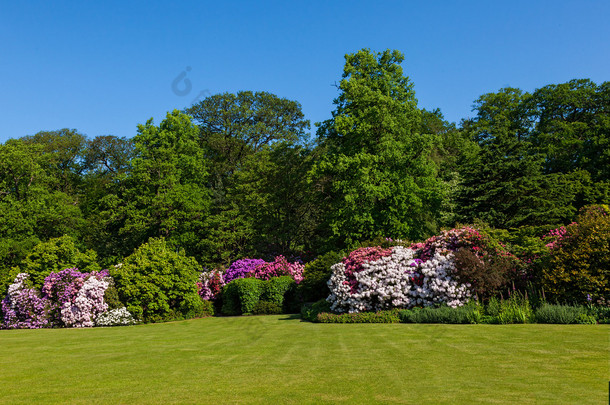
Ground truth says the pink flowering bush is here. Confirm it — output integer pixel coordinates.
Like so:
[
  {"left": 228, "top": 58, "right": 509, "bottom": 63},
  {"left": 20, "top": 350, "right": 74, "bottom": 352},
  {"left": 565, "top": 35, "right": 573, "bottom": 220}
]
[
  {"left": 250, "top": 256, "right": 304, "bottom": 283},
  {"left": 1, "top": 273, "right": 50, "bottom": 329}
]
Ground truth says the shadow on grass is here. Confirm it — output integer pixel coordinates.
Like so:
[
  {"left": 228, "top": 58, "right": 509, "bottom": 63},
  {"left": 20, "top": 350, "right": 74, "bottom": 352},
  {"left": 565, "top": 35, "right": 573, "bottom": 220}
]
[{"left": 278, "top": 314, "right": 301, "bottom": 321}]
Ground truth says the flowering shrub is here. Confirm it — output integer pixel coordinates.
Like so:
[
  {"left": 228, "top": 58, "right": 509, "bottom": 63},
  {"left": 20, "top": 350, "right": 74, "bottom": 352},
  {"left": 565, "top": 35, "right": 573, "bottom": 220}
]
[
  {"left": 1, "top": 273, "right": 50, "bottom": 329},
  {"left": 41, "top": 268, "right": 110, "bottom": 327},
  {"left": 95, "top": 307, "right": 138, "bottom": 327},
  {"left": 224, "top": 259, "right": 266, "bottom": 284},
  {"left": 327, "top": 246, "right": 471, "bottom": 313},
  {"left": 60, "top": 276, "right": 109, "bottom": 328},
  {"left": 250, "top": 256, "right": 304, "bottom": 283},
  {"left": 197, "top": 269, "right": 225, "bottom": 300}
]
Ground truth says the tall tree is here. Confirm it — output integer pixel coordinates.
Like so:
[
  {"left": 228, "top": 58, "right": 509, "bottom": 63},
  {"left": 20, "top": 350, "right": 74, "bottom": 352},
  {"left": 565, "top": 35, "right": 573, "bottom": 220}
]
[
  {"left": 311, "top": 49, "right": 444, "bottom": 249},
  {"left": 457, "top": 88, "right": 588, "bottom": 228}
]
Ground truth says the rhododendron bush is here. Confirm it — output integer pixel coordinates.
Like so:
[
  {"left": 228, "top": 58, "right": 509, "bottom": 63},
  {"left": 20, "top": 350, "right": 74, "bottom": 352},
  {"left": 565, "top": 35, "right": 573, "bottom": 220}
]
[
  {"left": 197, "top": 256, "right": 304, "bottom": 301},
  {"left": 326, "top": 226, "right": 521, "bottom": 313},
  {"left": 2, "top": 269, "right": 137, "bottom": 329}
]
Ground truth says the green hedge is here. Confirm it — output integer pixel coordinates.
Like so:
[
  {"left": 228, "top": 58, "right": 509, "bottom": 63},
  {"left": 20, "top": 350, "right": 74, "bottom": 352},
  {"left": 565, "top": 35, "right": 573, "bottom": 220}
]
[
  {"left": 534, "top": 304, "right": 596, "bottom": 324},
  {"left": 316, "top": 309, "right": 400, "bottom": 323},
  {"left": 221, "top": 276, "right": 297, "bottom": 316},
  {"left": 398, "top": 305, "right": 481, "bottom": 324}
]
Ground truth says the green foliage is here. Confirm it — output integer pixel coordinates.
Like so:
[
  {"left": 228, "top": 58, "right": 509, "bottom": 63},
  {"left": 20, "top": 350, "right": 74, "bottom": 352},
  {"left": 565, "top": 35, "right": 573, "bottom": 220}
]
[
  {"left": 299, "top": 250, "right": 344, "bottom": 302},
  {"left": 540, "top": 205, "right": 610, "bottom": 305},
  {"left": 311, "top": 48, "right": 443, "bottom": 250},
  {"left": 251, "top": 301, "right": 282, "bottom": 315},
  {"left": 110, "top": 237, "right": 204, "bottom": 323},
  {"left": 17, "top": 235, "right": 100, "bottom": 288},
  {"left": 398, "top": 304, "right": 482, "bottom": 324},
  {"left": 300, "top": 299, "right": 332, "bottom": 322},
  {"left": 485, "top": 293, "right": 533, "bottom": 324},
  {"left": 221, "top": 276, "right": 297, "bottom": 316},
  {"left": 587, "top": 305, "right": 610, "bottom": 324},
  {"left": 316, "top": 309, "right": 400, "bottom": 323},
  {"left": 261, "top": 276, "right": 296, "bottom": 309},
  {"left": 534, "top": 304, "right": 593, "bottom": 324},
  {"left": 221, "top": 277, "right": 264, "bottom": 316}
]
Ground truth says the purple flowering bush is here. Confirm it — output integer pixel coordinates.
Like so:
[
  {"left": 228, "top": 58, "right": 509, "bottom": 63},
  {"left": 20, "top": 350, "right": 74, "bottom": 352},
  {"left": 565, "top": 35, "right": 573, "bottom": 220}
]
[
  {"left": 224, "top": 259, "right": 266, "bottom": 284},
  {"left": 1, "top": 273, "right": 50, "bottom": 329}
]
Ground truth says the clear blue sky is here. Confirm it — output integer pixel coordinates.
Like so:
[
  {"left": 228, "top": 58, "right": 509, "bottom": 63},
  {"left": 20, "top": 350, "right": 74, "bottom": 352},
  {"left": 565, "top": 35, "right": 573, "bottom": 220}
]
[{"left": 1, "top": 0, "right": 608, "bottom": 143}]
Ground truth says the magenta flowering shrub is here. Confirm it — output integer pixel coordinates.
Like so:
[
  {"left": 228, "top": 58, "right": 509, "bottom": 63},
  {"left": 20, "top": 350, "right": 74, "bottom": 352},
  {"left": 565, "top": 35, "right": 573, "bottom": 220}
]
[
  {"left": 1, "top": 273, "right": 50, "bottom": 329},
  {"left": 224, "top": 259, "right": 266, "bottom": 284},
  {"left": 250, "top": 256, "right": 304, "bottom": 283}
]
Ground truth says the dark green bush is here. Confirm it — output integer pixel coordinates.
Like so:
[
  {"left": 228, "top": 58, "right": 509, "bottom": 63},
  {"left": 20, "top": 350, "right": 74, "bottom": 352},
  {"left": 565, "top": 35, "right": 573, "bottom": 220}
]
[
  {"left": 199, "top": 299, "right": 215, "bottom": 317},
  {"left": 110, "top": 237, "right": 204, "bottom": 323},
  {"left": 588, "top": 306, "right": 610, "bottom": 324},
  {"left": 301, "top": 299, "right": 332, "bottom": 322},
  {"left": 251, "top": 301, "right": 282, "bottom": 315},
  {"left": 221, "top": 277, "right": 264, "bottom": 315},
  {"left": 398, "top": 304, "right": 481, "bottom": 324},
  {"left": 316, "top": 309, "right": 400, "bottom": 323},
  {"left": 534, "top": 304, "right": 594, "bottom": 324},
  {"left": 299, "top": 251, "right": 344, "bottom": 303},
  {"left": 262, "top": 276, "right": 296, "bottom": 307}
]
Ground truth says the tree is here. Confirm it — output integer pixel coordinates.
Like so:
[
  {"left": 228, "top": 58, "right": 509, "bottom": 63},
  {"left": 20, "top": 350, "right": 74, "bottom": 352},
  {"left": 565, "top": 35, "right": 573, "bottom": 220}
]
[
  {"left": 94, "top": 111, "right": 210, "bottom": 260},
  {"left": 311, "top": 49, "right": 444, "bottom": 249},
  {"left": 457, "top": 83, "right": 606, "bottom": 228},
  {"left": 186, "top": 91, "right": 311, "bottom": 265}
]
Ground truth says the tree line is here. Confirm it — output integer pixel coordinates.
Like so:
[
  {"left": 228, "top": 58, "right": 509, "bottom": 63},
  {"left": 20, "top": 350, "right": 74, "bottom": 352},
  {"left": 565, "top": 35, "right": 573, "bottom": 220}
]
[{"left": 1, "top": 48, "right": 608, "bottom": 281}]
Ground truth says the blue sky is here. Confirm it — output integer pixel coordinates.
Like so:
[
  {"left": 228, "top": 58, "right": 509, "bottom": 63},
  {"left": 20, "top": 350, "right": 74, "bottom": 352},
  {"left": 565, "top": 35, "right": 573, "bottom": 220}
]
[{"left": 1, "top": 1, "right": 608, "bottom": 143}]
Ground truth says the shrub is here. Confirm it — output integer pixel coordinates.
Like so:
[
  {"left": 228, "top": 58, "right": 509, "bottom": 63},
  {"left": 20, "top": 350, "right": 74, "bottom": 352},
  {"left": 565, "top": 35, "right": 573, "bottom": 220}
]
[
  {"left": 261, "top": 276, "right": 296, "bottom": 307},
  {"left": 1, "top": 273, "right": 50, "bottom": 329},
  {"left": 197, "top": 268, "right": 225, "bottom": 300},
  {"left": 224, "top": 259, "right": 265, "bottom": 284},
  {"left": 316, "top": 309, "right": 400, "bottom": 323},
  {"left": 490, "top": 293, "right": 533, "bottom": 324},
  {"left": 111, "top": 237, "right": 204, "bottom": 323},
  {"left": 398, "top": 304, "right": 481, "bottom": 324},
  {"left": 16, "top": 235, "right": 100, "bottom": 289},
  {"left": 534, "top": 304, "right": 593, "bottom": 324},
  {"left": 251, "top": 301, "right": 282, "bottom": 315},
  {"left": 299, "top": 250, "right": 344, "bottom": 303},
  {"left": 301, "top": 299, "right": 332, "bottom": 322},
  {"left": 327, "top": 246, "right": 471, "bottom": 313},
  {"left": 453, "top": 248, "right": 513, "bottom": 300},
  {"left": 221, "top": 277, "right": 264, "bottom": 315},
  {"left": 250, "top": 256, "right": 304, "bottom": 283},
  {"left": 588, "top": 306, "right": 610, "bottom": 324},
  {"left": 95, "top": 307, "right": 138, "bottom": 327},
  {"left": 540, "top": 205, "right": 610, "bottom": 305}
]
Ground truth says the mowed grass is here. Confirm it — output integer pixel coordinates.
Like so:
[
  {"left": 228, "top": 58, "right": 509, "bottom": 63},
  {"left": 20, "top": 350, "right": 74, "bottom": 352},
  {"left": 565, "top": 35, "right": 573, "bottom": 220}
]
[{"left": 0, "top": 316, "right": 607, "bottom": 404}]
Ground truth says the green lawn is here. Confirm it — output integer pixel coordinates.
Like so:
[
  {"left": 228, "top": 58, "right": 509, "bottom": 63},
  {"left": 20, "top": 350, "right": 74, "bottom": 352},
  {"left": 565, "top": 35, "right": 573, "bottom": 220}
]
[{"left": 0, "top": 315, "right": 607, "bottom": 404}]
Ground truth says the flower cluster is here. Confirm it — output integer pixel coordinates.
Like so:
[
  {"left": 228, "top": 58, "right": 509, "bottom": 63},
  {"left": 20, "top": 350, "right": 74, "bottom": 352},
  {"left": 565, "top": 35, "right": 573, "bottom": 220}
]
[
  {"left": 249, "top": 256, "right": 304, "bottom": 283},
  {"left": 197, "top": 269, "right": 225, "bottom": 300},
  {"left": 542, "top": 223, "right": 576, "bottom": 250},
  {"left": 224, "top": 259, "right": 266, "bottom": 284},
  {"left": 95, "top": 307, "right": 138, "bottom": 327},
  {"left": 42, "top": 268, "right": 110, "bottom": 327},
  {"left": 1, "top": 273, "right": 50, "bottom": 329},
  {"left": 327, "top": 246, "right": 471, "bottom": 313},
  {"left": 60, "top": 276, "right": 109, "bottom": 328}
]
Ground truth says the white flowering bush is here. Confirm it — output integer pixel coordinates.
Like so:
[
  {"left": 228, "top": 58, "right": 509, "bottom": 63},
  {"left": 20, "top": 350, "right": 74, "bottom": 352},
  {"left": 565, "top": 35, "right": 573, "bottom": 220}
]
[
  {"left": 327, "top": 246, "right": 471, "bottom": 313},
  {"left": 95, "top": 307, "right": 138, "bottom": 327},
  {"left": 60, "top": 276, "right": 109, "bottom": 328}
]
